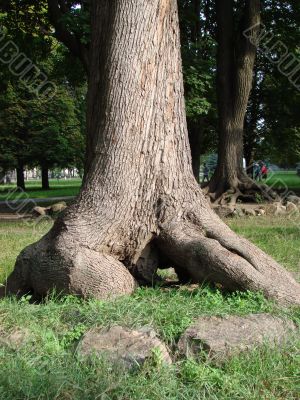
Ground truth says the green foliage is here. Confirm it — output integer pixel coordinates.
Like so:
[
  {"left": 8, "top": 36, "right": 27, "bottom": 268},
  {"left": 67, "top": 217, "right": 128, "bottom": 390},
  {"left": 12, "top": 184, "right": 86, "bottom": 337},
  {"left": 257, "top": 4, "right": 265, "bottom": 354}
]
[
  {"left": 0, "top": 82, "right": 30, "bottom": 172},
  {"left": 179, "top": 0, "right": 218, "bottom": 155},
  {"left": 184, "top": 66, "right": 212, "bottom": 118}
]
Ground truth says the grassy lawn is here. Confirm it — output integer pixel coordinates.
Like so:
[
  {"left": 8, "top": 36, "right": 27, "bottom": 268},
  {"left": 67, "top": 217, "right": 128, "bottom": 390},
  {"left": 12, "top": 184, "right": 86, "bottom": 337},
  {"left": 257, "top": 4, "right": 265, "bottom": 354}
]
[
  {"left": 0, "top": 216, "right": 299, "bottom": 400},
  {"left": 0, "top": 179, "right": 82, "bottom": 201},
  {"left": 266, "top": 171, "right": 300, "bottom": 191},
  {"left": 1, "top": 172, "right": 300, "bottom": 202}
]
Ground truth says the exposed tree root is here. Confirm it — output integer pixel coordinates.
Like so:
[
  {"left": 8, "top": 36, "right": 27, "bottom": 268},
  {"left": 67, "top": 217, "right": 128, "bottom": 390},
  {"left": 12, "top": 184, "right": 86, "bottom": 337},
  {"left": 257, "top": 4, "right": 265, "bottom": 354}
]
[
  {"left": 203, "top": 177, "right": 279, "bottom": 205},
  {"left": 157, "top": 208, "right": 300, "bottom": 306},
  {"left": 2, "top": 199, "right": 300, "bottom": 307},
  {"left": 3, "top": 230, "right": 137, "bottom": 300}
]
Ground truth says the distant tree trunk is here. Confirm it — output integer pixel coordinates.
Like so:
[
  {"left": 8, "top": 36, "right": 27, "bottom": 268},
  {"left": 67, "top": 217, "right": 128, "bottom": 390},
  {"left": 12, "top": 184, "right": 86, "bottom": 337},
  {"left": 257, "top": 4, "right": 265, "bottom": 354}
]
[
  {"left": 16, "top": 162, "right": 25, "bottom": 191},
  {"left": 244, "top": 66, "right": 261, "bottom": 173},
  {"left": 206, "top": 0, "right": 264, "bottom": 202},
  {"left": 41, "top": 166, "right": 50, "bottom": 190},
  {"left": 188, "top": 121, "right": 202, "bottom": 182},
  {"left": 0, "top": 170, "right": 5, "bottom": 185},
  {"left": 2, "top": 0, "right": 299, "bottom": 306}
]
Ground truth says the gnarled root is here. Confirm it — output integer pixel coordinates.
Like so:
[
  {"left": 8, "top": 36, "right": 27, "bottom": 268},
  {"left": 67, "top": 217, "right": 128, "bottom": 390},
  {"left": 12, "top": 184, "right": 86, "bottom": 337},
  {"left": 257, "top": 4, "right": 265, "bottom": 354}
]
[
  {"left": 158, "top": 210, "right": 300, "bottom": 306},
  {"left": 203, "top": 176, "right": 279, "bottom": 205},
  {"left": 3, "top": 231, "right": 136, "bottom": 300}
]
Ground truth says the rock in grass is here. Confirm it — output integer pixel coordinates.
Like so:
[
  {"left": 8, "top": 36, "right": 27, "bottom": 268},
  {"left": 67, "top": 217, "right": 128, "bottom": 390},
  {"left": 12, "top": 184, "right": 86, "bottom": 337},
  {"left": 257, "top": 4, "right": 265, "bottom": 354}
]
[
  {"left": 265, "top": 203, "right": 286, "bottom": 216},
  {"left": 214, "top": 206, "right": 235, "bottom": 218},
  {"left": 32, "top": 206, "right": 47, "bottom": 217},
  {"left": 49, "top": 202, "right": 67, "bottom": 214},
  {"left": 287, "top": 195, "right": 300, "bottom": 205},
  {"left": 77, "top": 326, "right": 172, "bottom": 368},
  {"left": 286, "top": 201, "right": 299, "bottom": 214},
  {"left": 242, "top": 208, "right": 256, "bottom": 217},
  {"left": 178, "top": 314, "right": 297, "bottom": 361},
  {"left": 0, "top": 327, "right": 31, "bottom": 349}
]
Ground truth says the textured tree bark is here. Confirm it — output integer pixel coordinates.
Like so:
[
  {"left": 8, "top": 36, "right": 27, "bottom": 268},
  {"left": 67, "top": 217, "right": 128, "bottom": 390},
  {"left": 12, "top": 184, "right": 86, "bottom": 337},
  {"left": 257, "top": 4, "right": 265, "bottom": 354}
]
[
  {"left": 205, "top": 0, "right": 264, "bottom": 202},
  {"left": 41, "top": 166, "right": 50, "bottom": 190},
  {"left": 2, "top": 0, "right": 300, "bottom": 306}
]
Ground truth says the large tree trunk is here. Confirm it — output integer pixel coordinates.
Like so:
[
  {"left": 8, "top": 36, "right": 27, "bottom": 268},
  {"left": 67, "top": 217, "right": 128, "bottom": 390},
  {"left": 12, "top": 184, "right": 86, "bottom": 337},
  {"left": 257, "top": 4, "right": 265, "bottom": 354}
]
[
  {"left": 41, "top": 166, "right": 50, "bottom": 190},
  {"left": 2, "top": 0, "right": 299, "bottom": 306},
  {"left": 16, "top": 162, "right": 25, "bottom": 191},
  {"left": 206, "top": 0, "right": 263, "bottom": 202}
]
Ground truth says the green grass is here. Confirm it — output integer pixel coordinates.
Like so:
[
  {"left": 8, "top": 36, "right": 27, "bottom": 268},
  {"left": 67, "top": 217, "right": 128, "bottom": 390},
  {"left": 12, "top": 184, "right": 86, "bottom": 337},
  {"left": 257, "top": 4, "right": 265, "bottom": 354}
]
[
  {"left": 0, "top": 179, "right": 82, "bottom": 201},
  {"left": 0, "top": 216, "right": 299, "bottom": 399},
  {"left": 227, "top": 216, "right": 300, "bottom": 274},
  {"left": 0, "top": 221, "right": 51, "bottom": 283},
  {"left": 1, "top": 171, "right": 299, "bottom": 202},
  {"left": 266, "top": 171, "right": 300, "bottom": 191}
]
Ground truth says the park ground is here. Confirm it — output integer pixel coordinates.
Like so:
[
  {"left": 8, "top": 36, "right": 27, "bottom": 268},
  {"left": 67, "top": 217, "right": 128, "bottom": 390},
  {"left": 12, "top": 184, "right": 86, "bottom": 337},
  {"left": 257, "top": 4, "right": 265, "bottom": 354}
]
[
  {"left": 0, "top": 171, "right": 300, "bottom": 202},
  {"left": 0, "top": 215, "right": 299, "bottom": 399}
]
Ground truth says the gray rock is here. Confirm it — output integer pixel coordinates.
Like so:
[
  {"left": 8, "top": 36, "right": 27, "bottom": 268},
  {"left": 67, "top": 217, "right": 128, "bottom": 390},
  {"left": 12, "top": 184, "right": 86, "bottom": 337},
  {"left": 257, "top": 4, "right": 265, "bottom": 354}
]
[
  {"left": 214, "top": 206, "right": 235, "bottom": 218},
  {"left": 232, "top": 208, "right": 245, "bottom": 218},
  {"left": 256, "top": 207, "right": 266, "bottom": 216},
  {"left": 242, "top": 208, "right": 256, "bottom": 217},
  {"left": 32, "top": 206, "right": 47, "bottom": 217},
  {"left": 287, "top": 195, "right": 300, "bottom": 205},
  {"left": 178, "top": 314, "right": 296, "bottom": 361},
  {"left": 266, "top": 203, "right": 286, "bottom": 216},
  {"left": 286, "top": 201, "right": 299, "bottom": 214},
  {"left": 77, "top": 326, "right": 172, "bottom": 368},
  {"left": 0, "top": 327, "right": 31, "bottom": 349},
  {"left": 50, "top": 202, "right": 67, "bottom": 214}
]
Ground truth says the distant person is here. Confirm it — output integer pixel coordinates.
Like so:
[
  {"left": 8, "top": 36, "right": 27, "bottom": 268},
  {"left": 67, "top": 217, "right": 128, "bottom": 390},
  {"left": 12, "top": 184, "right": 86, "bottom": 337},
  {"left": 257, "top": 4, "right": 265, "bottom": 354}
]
[
  {"left": 261, "top": 163, "right": 268, "bottom": 180},
  {"left": 253, "top": 162, "right": 260, "bottom": 180},
  {"left": 202, "top": 163, "right": 210, "bottom": 183}
]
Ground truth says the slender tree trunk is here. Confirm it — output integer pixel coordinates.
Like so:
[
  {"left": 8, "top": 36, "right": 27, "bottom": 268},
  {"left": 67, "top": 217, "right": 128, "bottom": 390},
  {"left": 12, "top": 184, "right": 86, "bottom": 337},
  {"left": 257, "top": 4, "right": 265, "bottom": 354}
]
[
  {"left": 2, "top": 0, "right": 299, "bottom": 306},
  {"left": 41, "top": 166, "right": 50, "bottom": 190},
  {"left": 16, "top": 162, "right": 25, "bottom": 191},
  {"left": 206, "top": 0, "right": 262, "bottom": 202},
  {"left": 244, "top": 66, "right": 261, "bottom": 171},
  {"left": 0, "top": 170, "right": 5, "bottom": 185},
  {"left": 188, "top": 121, "right": 202, "bottom": 182},
  {"left": 187, "top": 0, "right": 201, "bottom": 182}
]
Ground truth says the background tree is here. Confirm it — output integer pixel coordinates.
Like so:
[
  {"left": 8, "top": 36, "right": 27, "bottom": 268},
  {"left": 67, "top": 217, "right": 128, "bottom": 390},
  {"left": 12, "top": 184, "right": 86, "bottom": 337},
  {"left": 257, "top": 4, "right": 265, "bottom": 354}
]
[
  {"left": 244, "top": 0, "right": 300, "bottom": 168},
  {"left": 205, "top": 0, "right": 262, "bottom": 202},
  {"left": 0, "top": 83, "right": 29, "bottom": 189},
  {"left": 0, "top": 9, "right": 86, "bottom": 188},
  {"left": 28, "top": 86, "right": 84, "bottom": 189},
  {"left": 179, "top": 0, "right": 217, "bottom": 181}
]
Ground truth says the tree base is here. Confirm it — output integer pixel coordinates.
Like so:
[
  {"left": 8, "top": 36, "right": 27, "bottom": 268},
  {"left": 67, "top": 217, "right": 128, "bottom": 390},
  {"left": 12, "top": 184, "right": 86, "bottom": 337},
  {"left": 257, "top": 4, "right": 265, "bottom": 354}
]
[
  {"left": 2, "top": 200, "right": 300, "bottom": 307},
  {"left": 203, "top": 174, "right": 279, "bottom": 205}
]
